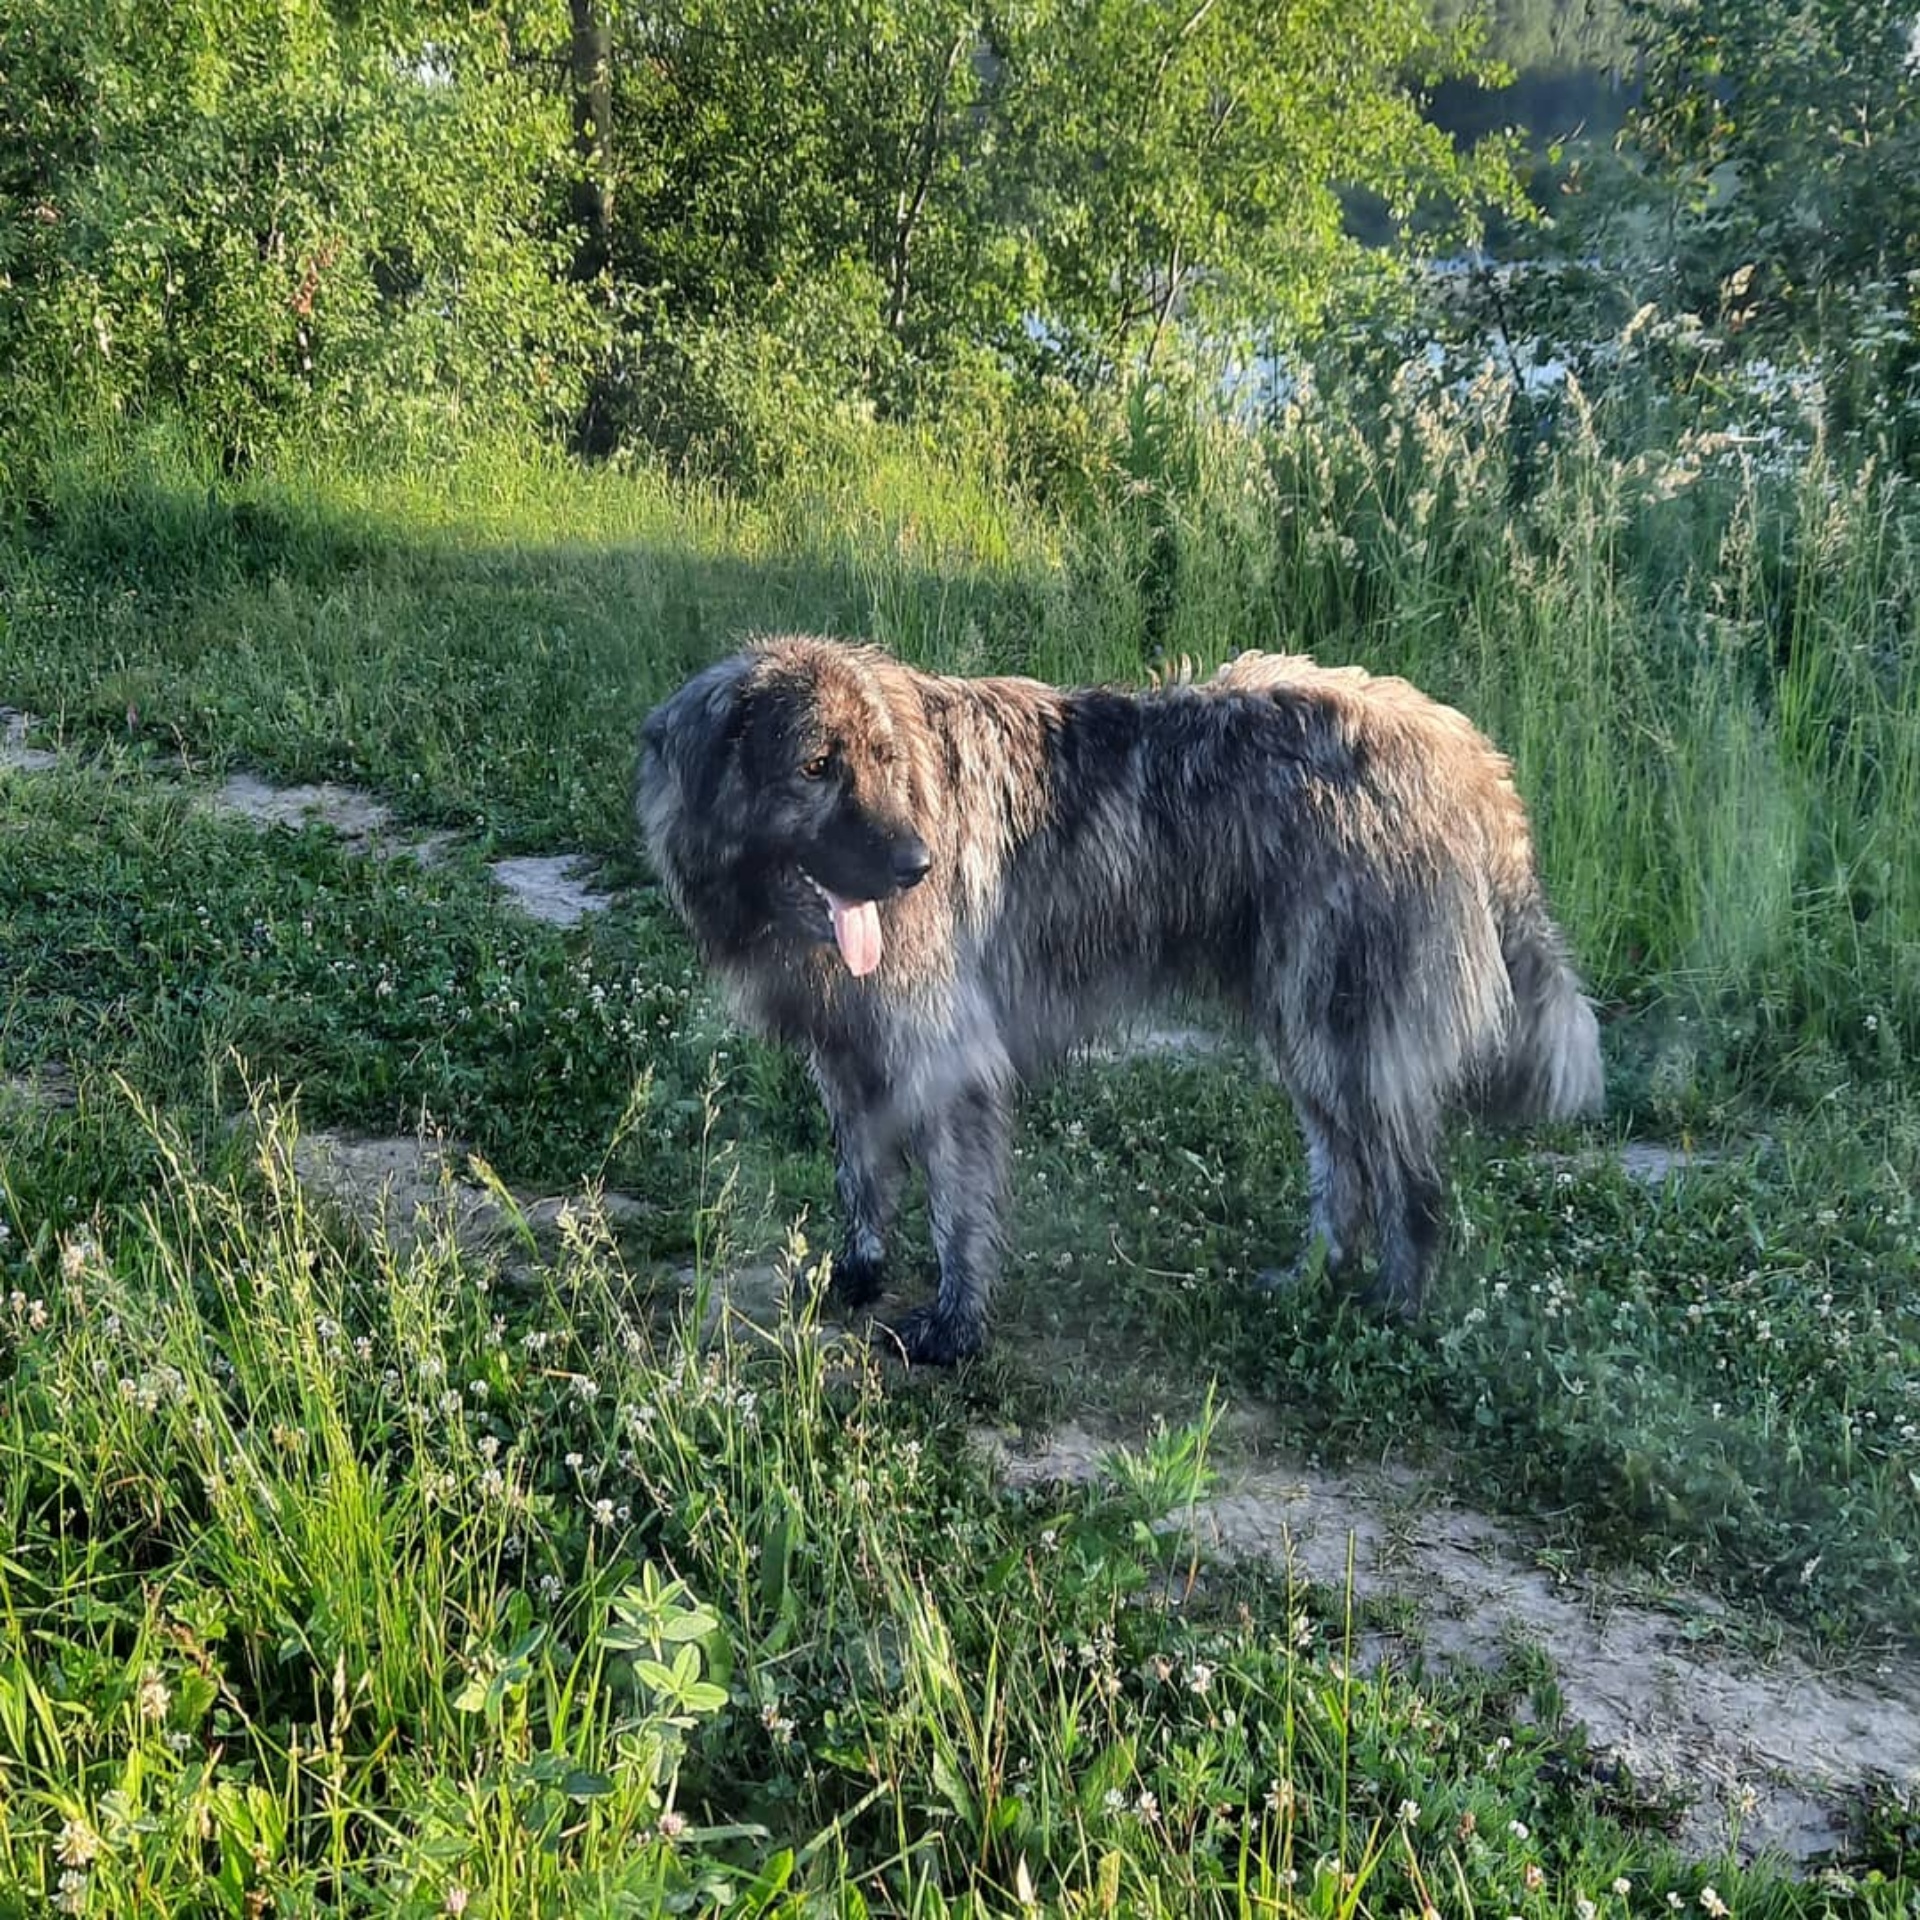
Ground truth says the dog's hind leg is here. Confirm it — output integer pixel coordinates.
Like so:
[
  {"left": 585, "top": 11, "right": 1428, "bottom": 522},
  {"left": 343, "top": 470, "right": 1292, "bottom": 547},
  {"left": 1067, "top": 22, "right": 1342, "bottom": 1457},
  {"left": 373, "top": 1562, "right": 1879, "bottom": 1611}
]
[
  {"left": 813, "top": 1059, "right": 907, "bottom": 1308},
  {"left": 1360, "top": 1131, "right": 1446, "bottom": 1318},
  {"left": 1255, "top": 1094, "right": 1367, "bottom": 1290},
  {"left": 1303, "top": 1099, "right": 1369, "bottom": 1275},
  {"left": 891, "top": 1080, "right": 1010, "bottom": 1365}
]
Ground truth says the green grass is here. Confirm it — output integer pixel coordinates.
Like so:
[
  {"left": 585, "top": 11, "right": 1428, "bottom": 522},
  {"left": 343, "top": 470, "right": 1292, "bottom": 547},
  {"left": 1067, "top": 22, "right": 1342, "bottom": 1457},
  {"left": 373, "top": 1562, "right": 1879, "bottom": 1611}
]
[
  {"left": 3, "top": 390, "right": 1919, "bottom": 1910},
  {"left": 0, "top": 1101, "right": 1900, "bottom": 1916}
]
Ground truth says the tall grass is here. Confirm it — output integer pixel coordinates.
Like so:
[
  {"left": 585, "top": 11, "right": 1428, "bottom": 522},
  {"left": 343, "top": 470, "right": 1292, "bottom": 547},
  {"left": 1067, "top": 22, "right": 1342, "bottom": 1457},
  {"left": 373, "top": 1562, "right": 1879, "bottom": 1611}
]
[
  {"left": 4, "top": 382, "right": 1920, "bottom": 1906},
  {"left": 0, "top": 1096, "right": 1850, "bottom": 1914}
]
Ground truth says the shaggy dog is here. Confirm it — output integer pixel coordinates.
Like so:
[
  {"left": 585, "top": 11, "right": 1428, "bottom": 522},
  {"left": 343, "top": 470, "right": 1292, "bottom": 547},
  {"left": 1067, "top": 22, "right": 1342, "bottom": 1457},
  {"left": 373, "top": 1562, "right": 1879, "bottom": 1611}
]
[{"left": 636, "top": 636, "right": 1602, "bottom": 1363}]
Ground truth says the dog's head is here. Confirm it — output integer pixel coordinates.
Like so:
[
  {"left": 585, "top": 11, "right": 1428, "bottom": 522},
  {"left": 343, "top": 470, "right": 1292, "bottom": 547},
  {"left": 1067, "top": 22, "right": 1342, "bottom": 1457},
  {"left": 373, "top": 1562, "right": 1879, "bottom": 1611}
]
[{"left": 637, "top": 640, "right": 931, "bottom": 976}]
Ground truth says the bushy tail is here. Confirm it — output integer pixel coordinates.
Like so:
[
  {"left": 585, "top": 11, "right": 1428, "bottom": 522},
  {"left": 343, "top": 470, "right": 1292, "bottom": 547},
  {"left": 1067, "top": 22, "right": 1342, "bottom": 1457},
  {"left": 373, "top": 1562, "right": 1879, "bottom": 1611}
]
[{"left": 1485, "top": 896, "right": 1605, "bottom": 1124}]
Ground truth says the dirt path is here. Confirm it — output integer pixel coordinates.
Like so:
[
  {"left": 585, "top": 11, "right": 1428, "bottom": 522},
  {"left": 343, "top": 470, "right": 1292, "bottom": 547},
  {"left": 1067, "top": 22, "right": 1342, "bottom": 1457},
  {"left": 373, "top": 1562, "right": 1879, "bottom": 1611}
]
[{"left": 980, "top": 1421, "right": 1920, "bottom": 1865}]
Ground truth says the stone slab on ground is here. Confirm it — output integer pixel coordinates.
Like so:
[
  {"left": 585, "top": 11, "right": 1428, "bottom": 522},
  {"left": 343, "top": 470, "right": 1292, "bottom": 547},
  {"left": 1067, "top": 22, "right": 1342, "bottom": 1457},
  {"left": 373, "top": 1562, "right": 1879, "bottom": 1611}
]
[
  {"left": 203, "top": 772, "right": 456, "bottom": 864},
  {"left": 488, "top": 854, "right": 609, "bottom": 927},
  {"left": 1, "top": 707, "right": 60, "bottom": 773},
  {"left": 287, "top": 1129, "right": 646, "bottom": 1261}
]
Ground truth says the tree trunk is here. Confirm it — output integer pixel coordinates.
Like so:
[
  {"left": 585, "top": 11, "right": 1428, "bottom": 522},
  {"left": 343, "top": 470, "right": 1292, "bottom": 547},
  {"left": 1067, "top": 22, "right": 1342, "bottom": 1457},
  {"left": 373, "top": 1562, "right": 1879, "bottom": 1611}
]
[
  {"left": 885, "top": 34, "right": 967, "bottom": 341},
  {"left": 569, "top": 0, "right": 614, "bottom": 283}
]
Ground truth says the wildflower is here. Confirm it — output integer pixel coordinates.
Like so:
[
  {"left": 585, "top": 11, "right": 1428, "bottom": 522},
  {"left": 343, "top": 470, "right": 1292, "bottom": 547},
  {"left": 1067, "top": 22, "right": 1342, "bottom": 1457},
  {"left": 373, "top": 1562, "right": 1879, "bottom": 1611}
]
[
  {"left": 590, "top": 1497, "right": 616, "bottom": 1527},
  {"left": 55, "top": 1819, "right": 101, "bottom": 1868},
  {"left": 445, "top": 1888, "right": 470, "bottom": 1915},
  {"left": 1187, "top": 1660, "right": 1215, "bottom": 1694},
  {"left": 1134, "top": 1790, "right": 1159, "bottom": 1820},
  {"left": 658, "top": 1809, "right": 687, "bottom": 1841},
  {"left": 136, "top": 1668, "right": 171, "bottom": 1724},
  {"left": 1613, "top": 1880, "right": 1632, "bottom": 1897},
  {"left": 55, "top": 1870, "right": 89, "bottom": 1915},
  {"left": 1508, "top": 1820, "right": 1530, "bottom": 1841},
  {"left": 1264, "top": 1779, "right": 1295, "bottom": 1816},
  {"left": 1578, "top": 1900, "right": 1597, "bottom": 1920},
  {"left": 1398, "top": 1799, "right": 1421, "bottom": 1825},
  {"left": 1524, "top": 1864, "right": 1545, "bottom": 1891},
  {"left": 1457, "top": 1809, "right": 1477, "bottom": 1839},
  {"left": 565, "top": 1451, "right": 584, "bottom": 1471},
  {"left": 1699, "top": 1890, "right": 1729, "bottom": 1919}
]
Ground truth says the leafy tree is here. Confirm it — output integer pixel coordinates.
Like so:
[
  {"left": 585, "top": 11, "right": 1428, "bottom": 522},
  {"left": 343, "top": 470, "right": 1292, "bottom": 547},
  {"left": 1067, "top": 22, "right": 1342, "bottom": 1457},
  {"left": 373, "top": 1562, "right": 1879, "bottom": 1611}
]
[
  {"left": 1622, "top": 0, "right": 1920, "bottom": 448},
  {"left": 0, "top": 0, "right": 597, "bottom": 465},
  {"left": 0, "top": 0, "right": 1527, "bottom": 468},
  {"left": 1001, "top": 0, "right": 1523, "bottom": 369},
  {"left": 607, "top": 3, "right": 1015, "bottom": 369},
  {"left": 600, "top": 0, "right": 1522, "bottom": 378},
  {"left": 1626, "top": 0, "right": 1920, "bottom": 302}
]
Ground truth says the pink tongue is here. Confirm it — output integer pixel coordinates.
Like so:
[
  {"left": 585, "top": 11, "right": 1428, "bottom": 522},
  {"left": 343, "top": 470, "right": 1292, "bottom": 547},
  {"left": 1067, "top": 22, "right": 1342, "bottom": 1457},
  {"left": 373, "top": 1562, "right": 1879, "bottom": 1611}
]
[{"left": 825, "top": 891, "right": 883, "bottom": 977}]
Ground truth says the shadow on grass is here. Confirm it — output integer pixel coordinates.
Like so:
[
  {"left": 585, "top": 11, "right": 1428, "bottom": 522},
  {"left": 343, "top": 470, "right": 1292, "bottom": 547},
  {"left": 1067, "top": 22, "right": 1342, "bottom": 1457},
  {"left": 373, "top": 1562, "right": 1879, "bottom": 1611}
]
[{"left": 0, "top": 461, "right": 1094, "bottom": 855}]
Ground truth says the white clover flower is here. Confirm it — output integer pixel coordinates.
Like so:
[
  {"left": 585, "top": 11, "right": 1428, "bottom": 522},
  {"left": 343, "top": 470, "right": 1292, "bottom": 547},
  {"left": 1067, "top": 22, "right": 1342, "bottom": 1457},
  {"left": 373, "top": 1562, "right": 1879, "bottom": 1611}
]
[
  {"left": 136, "top": 1668, "right": 171, "bottom": 1724},
  {"left": 55, "top": 1819, "right": 101, "bottom": 1868}
]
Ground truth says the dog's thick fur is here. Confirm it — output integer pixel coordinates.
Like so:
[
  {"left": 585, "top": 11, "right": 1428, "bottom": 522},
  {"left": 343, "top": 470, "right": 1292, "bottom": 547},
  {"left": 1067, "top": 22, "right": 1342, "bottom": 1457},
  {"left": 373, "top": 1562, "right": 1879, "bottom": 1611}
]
[{"left": 637, "top": 636, "right": 1602, "bottom": 1363}]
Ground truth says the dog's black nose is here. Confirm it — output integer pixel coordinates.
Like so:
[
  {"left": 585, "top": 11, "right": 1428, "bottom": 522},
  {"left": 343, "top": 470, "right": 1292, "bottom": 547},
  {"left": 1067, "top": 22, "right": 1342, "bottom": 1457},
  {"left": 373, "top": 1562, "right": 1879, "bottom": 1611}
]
[{"left": 892, "top": 836, "right": 932, "bottom": 890}]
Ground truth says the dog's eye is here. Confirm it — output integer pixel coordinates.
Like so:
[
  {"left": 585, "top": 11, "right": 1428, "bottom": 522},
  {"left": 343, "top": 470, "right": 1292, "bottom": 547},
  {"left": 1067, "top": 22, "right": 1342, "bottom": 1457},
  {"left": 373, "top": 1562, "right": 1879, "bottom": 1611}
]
[{"left": 800, "top": 753, "right": 831, "bottom": 780}]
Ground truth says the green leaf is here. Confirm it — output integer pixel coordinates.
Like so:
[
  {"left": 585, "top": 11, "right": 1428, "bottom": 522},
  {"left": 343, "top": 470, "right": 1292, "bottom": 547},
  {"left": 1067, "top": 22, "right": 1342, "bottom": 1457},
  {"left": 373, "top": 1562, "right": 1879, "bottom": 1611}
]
[{"left": 452, "top": 1675, "right": 490, "bottom": 1715}]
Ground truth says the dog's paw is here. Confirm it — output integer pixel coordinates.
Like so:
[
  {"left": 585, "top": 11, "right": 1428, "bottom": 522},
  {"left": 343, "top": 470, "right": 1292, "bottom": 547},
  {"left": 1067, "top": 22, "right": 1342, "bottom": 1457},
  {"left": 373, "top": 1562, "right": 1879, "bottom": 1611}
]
[
  {"left": 1359, "top": 1273, "right": 1423, "bottom": 1322},
  {"left": 884, "top": 1304, "right": 985, "bottom": 1367},
  {"left": 829, "top": 1250, "right": 888, "bottom": 1308},
  {"left": 1252, "top": 1241, "right": 1335, "bottom": 1295}
]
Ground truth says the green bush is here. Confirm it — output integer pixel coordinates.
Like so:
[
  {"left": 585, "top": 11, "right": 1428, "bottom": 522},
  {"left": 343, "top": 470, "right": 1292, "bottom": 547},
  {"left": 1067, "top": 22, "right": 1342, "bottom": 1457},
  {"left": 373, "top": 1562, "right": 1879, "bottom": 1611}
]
[{"left": 0, "top": 0, "right": 599, "bottom": 474}]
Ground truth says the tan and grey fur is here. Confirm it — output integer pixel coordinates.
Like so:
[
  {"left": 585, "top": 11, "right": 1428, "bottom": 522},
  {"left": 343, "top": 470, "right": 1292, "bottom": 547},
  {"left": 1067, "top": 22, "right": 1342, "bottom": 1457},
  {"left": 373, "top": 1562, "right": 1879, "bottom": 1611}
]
[{"left": 637, "top": 636, "right": 1602, "bottom": 1364}]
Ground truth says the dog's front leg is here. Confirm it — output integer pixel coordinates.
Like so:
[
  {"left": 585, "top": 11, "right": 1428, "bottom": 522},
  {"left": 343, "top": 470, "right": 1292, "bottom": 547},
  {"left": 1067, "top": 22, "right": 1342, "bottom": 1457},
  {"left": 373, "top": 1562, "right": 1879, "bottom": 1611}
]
[
  {"left": 811, "top": 1056, "right": 906, "bottom": 1309},
  {"left": 891, "top": 1080, "right": 1010, "bottom": 1365}
]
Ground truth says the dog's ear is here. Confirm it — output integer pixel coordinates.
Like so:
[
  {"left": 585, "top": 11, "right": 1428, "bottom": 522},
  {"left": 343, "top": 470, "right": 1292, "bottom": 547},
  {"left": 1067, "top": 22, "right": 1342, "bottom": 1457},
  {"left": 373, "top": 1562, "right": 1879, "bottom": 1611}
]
[{"left": 639, "top": 655, "right": 753, "bottom": 819}]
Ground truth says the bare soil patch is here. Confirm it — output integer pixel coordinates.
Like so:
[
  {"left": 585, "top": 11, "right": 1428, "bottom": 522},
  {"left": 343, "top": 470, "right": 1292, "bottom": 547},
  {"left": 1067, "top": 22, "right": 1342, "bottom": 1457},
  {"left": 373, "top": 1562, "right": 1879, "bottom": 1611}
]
[{"left": 980, "top": 1420, "right": 1920, "bottom": 1866}]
